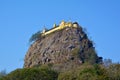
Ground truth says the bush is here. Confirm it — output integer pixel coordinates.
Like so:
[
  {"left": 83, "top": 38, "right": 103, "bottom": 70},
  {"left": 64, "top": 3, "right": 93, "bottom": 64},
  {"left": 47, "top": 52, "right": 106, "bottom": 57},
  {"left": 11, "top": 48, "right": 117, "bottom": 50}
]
[
  {"left": 2, "top": 63, "right": 120, "bottom": 80},
  {"left": 58, "top": 64, "right": 108, "bottom": 80},
  {"left": 1, "top": 67, "right": 58, "bottom": 80},
  {"left": 81, "top": 47, "right": 99, "bottom": 64},
  {"left": 29, "top": 30, "right": 42, "bottom": 43},
  {"left": 0, "top": 70, "right": 7, "bottom": 79},
  {"left": 106, "top": 63, "right": 120, "bottom": 80}
]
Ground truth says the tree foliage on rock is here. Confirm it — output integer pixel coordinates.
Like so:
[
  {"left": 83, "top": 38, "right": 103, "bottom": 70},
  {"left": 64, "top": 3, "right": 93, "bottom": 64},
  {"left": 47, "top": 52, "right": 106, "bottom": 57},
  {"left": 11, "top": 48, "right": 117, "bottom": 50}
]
[{"left": 29, "top": 30, "right": 42, "bottom": 43}]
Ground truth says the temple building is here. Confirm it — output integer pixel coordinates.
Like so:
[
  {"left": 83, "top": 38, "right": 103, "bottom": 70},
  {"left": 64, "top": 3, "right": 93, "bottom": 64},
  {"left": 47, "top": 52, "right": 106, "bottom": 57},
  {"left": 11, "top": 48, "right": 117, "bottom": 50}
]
[{"left": 42, "top": 21, "right": 79, "bottom": 36}]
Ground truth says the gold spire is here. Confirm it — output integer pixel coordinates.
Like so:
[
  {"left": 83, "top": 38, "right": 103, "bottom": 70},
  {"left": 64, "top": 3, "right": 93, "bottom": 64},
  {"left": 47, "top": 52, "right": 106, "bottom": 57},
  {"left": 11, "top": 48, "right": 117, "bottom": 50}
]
[{"left": 53, "top": 24, "right": 57, "bottom": 28}]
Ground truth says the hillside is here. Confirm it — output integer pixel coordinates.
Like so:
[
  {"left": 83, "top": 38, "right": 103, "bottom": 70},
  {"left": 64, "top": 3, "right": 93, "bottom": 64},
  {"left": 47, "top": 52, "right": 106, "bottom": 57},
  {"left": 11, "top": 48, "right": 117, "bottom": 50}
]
[{"left": 24, "top": 21, "right": 102, "bottom": 70}]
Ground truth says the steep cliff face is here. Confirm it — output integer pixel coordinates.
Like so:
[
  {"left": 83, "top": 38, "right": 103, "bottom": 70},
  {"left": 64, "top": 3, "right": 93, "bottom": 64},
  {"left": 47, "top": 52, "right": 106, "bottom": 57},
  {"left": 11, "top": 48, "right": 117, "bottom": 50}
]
[{"left": 24, "top": 23, "right": 102, "bottom": 69}]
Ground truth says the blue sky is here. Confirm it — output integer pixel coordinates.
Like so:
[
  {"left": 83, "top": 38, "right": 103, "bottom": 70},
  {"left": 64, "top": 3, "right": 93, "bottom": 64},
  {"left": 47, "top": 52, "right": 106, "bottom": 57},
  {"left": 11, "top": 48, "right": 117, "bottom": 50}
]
[{"left": 0, "top": 0, "right": 120, "bottom": 72}]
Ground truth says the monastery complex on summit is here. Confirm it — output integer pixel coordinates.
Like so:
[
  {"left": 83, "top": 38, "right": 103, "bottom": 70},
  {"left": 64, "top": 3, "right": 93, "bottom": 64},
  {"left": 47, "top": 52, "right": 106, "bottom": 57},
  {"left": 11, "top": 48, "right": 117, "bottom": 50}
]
[{"left": 42, "top": 21, "right": 79, "bottom": 36}]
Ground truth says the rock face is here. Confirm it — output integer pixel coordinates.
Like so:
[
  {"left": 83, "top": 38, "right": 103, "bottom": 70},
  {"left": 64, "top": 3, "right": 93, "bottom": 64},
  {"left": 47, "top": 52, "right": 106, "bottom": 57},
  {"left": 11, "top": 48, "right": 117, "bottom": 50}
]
[{"left": 24, "top": 23, "right": 102, "bottom": 68}]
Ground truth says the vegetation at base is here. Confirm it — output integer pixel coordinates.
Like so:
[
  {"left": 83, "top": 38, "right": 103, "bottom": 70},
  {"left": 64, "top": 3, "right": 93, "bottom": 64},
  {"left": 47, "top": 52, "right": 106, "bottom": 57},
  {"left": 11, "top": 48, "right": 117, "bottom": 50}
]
[
  {"left": 58, "top": 62, "right": 120, "bottom": 80},
  {"left": 1, "top": 61, "right": 120, "bottom": 80},
  {"left": 1, "top": 66, "right": 58, "bottom": 80},
  {"left": 0, "top": 70, "right": 6, "bottom": 80}
]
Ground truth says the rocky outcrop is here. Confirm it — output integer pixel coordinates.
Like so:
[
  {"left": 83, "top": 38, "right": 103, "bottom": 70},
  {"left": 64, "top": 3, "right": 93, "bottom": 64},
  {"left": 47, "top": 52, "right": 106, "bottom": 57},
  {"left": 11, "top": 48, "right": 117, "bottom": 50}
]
[{"left": 24, "top": 22, "right": 102, "bottom": 68}]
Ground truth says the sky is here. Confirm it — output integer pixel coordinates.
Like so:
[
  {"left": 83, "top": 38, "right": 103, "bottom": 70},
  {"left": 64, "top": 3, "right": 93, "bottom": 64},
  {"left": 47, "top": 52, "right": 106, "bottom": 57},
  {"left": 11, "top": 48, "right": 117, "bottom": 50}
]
[{"left": 0, "top": 0, "right": 120, "bottom": 72}]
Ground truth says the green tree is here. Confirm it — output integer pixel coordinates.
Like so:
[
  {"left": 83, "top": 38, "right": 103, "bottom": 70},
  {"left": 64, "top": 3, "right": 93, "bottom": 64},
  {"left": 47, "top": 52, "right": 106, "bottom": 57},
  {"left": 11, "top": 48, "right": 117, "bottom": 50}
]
[
  {"left": 103, "top": 59, "right": 112, "bottom": 67},
  {"left": 29, "top": 30, "right": 42, "bottom": 43},
  {"left": 1, "top": 67, "right": 58, "bottom": 80},
  {"left": 106, "top": 63, "right": 120, "bottom": 80},
  {"left": 0, "top": 70, "right": 6, "bottom": 79},
  {"left": 58, "top": 64, "right": 108, "bottom": 80}
]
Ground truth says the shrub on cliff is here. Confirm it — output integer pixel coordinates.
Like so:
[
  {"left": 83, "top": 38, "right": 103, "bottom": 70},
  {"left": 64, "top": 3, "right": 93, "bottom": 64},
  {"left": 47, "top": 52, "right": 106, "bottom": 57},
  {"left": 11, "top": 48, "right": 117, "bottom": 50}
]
[{"left": 29, "top": 30, "right": 42, "bottom": 43}]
